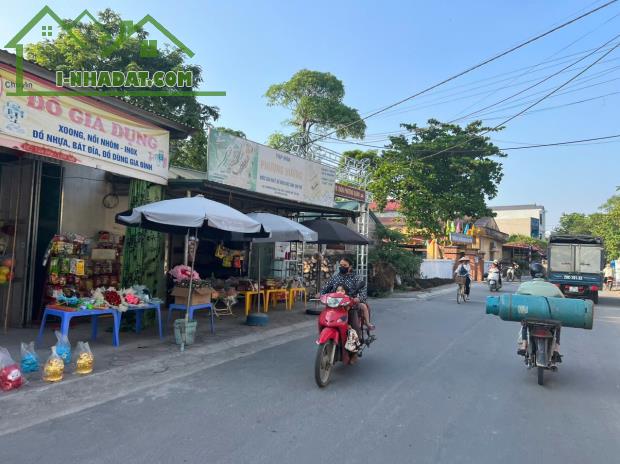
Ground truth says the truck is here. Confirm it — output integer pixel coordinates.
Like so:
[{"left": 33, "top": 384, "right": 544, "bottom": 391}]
[{"left": 547, "top": 234, "right": 604, "bottom": 303}]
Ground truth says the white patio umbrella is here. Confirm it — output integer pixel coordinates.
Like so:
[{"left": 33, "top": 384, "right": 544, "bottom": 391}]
[
  {"left": 245, "top": 213, "right": 318, "bottom": 324},
  {"left": 116, "top": 195, "right": 263, "bottom": 350}
]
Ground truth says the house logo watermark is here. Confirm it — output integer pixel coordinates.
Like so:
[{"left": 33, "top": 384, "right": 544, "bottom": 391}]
[{"left": 3, "top": 5, "right": 226, "bottom": 98}]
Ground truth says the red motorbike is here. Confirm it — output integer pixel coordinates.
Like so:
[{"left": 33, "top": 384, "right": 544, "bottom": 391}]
[{"left": 314, "top": 285, "right": 375, "bottom": 388}]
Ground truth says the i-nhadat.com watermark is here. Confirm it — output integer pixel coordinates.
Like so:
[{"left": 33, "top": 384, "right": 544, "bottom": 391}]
[
  {"left": 4, "top": 5, "right": 225, "bottom": 98},
  {"left": 55, "top": 70, "right": 194, "bottom": 88}
]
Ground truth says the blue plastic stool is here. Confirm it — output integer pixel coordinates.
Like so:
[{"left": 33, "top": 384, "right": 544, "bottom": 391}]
[{"left": 167, "top": 303, "right": 215, "bottom": 334}]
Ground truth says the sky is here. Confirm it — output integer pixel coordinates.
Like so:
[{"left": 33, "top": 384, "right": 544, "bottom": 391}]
[{"left": 1, "top": 0, "right": 619, "bottom": 230}]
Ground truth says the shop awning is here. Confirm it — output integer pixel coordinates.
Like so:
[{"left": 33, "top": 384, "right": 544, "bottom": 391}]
[{"left": 168, "top": 167, "right": 358, "bottom": 218}]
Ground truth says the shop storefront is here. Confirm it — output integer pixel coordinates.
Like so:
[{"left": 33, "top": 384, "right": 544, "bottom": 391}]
[
  {"left": 0, "top": 52, "right": 191, "bottom": 329},
  {"left": 164, "top": 128, "right": 365, "bottom": 298}
]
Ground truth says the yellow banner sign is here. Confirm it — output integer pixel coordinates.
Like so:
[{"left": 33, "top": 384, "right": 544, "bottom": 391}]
[{"left": 0, "top": 66, "right": 170, "bottom": 184}]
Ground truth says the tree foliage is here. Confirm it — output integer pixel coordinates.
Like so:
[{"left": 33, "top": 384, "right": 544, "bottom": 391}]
[
  {"left": 370, "top": 119, "right": 504, "bottom": 238},
  {"left": 216, "top": 127, "right": 246, "bottom": 138},
  {"left": 369, "top": 225, "right": 422, "bottom": 286},
  {"left": 506, "top": 234, "right": 547, "bottom": 250},
  {"left": 555, "top": 195, "right": 620, "bottom": 260},
  {"left": 265, "top": 70, "right": 365, "bottom": 154},
  {"left": 555, "top": 213, "right": 592, "bottom": 235},
  {"left": 25, "top": 9, "right": 219, "bottom": 169}
]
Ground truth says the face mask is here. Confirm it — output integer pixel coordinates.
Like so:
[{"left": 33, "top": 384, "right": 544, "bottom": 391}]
[{"left": 339, "top": 266, "right": 349, "bottom": 274}]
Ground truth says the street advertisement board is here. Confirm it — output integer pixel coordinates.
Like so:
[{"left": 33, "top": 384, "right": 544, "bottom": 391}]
[
  {"left": 0, "top": 66, "right": 170, "bottom": 184},
  {"left": 206, "top": 128, "right": 336, "bottom": 207}
]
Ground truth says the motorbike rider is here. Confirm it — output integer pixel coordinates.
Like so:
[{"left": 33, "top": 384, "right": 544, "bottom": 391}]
[
  {"left": 454, "top": 256, "right": 471, "bottom": 297},
  {"left": 320, "top": 257, "right": 374, "bottom": 331},
  {"left": 516, "top": 270, "right": 563, "bottom": 362},
  {"left": 488, "top": 260, "right": 502, "bottom": 286}
]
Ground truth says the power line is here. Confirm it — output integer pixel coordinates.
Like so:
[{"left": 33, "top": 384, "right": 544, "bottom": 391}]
[
  {"left": 447, "top": 34, "right": 620, "bottom": 124},
  {"left": 319, "top": 133, "right": 620, "bottom": 152},
  {"left": 450, "top": 10, "right": 620, "bottom": 120},
  {"left": 307, "top": 0, "right": 618, "bottom": 145},
  {"left": 501, "top": 133, "right": 620, "bottom": 150},
  {"left": 418, "top": 39, "right": 620, "bottom": 161}
]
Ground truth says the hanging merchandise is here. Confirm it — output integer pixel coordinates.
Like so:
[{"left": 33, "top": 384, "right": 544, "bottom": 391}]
[
  {"left": 464, "top": 223, "right": 470, "bottom": 235},
  {"left": 233, "top": 255, "right": 242, "bottom": 269},
  {"left": 42, "top": 347, "right": 64, "bottom": 382},
  {"left": 0, "top": 347, "right": 24, "bottom": 391},
  {"left": 455, "top": 220, "right": 462, "bottom": 233},
  {"left": 222, "top": 255, "right": 233, "bottom": 268},
  {"left": 450, "top": 221, "right": 456, "bottom": 233},
  {"left": 20, "top": 341, "right": 39, "bottom": 373},
  {"left": 214, "top": 243, "right": 226, "bottom": 259},
  {"left": 74, "top": 341, "right": 94, "bottom": 375},
  {"left": 54, "top": 330, "right": 71, "bottom": 364}
]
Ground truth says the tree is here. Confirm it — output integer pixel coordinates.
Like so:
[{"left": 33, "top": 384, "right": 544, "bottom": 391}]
[
  {"left": 265, "top": 69, "right": 365, "bottom": 155},
  {"left": 369, "top": 225, "right": 422, "bottom": 289},
  {"left": 216, "top": 127, "right": 246, "bottom": 138},
  {"left": 370, "top": 119, "right": 504, "bottom": 238},
  {"left": 555, "top": 195, "right": 620, "bottom": 260},
  {"left": 506, "top": 234, "right": 547, "bottom": 250},
  {"left": 25, "top": 9, "right": 219, "bottom": 169},
  {"left": 555, "top": 213, "right": 592, "bottom": 235}
]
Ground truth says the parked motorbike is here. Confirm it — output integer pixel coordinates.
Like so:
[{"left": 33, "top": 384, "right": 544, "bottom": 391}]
[
  {"left": 605, "top": 276, "right": 614, "bottom": 291},
  {"left": 506, "top": 267, "right": 515, "bottom": 282},
  {"left": 521, "top": 321, "right": 561, "bottom": 386},
  {"left": 315, "top": 282, "right": 375, "bottom": 388},
  {"left": 488, "top": 269, "right": 501, "bottom": 292}
]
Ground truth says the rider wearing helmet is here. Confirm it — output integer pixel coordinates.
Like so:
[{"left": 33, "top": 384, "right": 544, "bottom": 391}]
[{"left": 516, "top": 268, "right": 563, "bottom": 362}]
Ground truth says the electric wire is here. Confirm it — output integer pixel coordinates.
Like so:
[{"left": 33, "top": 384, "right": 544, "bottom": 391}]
[{"left": 307, "top": 0, "right": 618, "bottom": 145}]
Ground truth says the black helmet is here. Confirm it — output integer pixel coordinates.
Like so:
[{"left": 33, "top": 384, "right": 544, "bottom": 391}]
[{"left": 530, "top": 262, "right": 544, "bottom": 278}]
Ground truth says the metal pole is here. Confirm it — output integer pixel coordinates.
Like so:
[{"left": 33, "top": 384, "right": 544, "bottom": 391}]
[
  {"left": 183, "top": 190, "right": 191, "bottom": 266},
  {"left": 4, "top": 160, "right": 23, "bottom": 333}
]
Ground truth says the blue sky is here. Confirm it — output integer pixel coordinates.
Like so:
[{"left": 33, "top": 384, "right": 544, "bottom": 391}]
[{"left": 2, "top": 0, "right": 619, "bottom": 229}]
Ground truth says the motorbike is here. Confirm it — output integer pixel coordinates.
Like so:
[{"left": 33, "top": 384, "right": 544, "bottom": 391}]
[
  {"left": 506, "top": 267, "right": 515, "bottom": 282},
  {"left": 315, "top": 282, "right": 375, "bottom": 388},
  {"left": 488, "top": 269, "right": 501, "bottom": 292},
  {"left": 605, "top": 276, "right": 614, "bottom": 291},
  {"left": 521, "top": 320, "right": 561, "bottom": 386}
]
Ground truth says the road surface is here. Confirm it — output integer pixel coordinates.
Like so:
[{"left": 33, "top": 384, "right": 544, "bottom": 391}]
[{"left": 2, "top": 282, "right": 619, "bottom": 464}]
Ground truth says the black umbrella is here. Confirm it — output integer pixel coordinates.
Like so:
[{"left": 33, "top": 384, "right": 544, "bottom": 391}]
[{"left": 302, "top": 219, "right": 371, "bottom": 245}]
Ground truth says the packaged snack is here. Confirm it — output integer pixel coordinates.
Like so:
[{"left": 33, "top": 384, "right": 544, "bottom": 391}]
[
  {"left": 0, "top": 347, "right": 24, "bottom": 391},
  {"left": 42, "top": 347, "right": 64, "bottom": 382},
  {"left": 20, "top": 341, "right": 39, "bottom": 373},
  {"left": 74, "top": 341, "right": 94, "bottom": 375},
  {"left": 54, "top": 330, "right": 71, "bottom": 364}
]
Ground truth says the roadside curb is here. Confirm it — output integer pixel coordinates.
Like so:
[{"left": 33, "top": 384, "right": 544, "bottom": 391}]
[{"left": 0, "top": 319, "right": 316, "bottom": 437}]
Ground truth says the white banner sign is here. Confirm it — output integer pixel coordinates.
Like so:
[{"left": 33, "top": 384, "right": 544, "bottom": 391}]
[
  {"left": 207, "top": 128, "right": 336, "bottom": 207},
  {"left": 0, "top": 66, "right": 170, "bottom": 184}
]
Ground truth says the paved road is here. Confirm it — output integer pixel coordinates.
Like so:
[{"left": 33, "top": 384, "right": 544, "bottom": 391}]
[{"left": 3, "top": 282, "right": 620, "bottom": 464}]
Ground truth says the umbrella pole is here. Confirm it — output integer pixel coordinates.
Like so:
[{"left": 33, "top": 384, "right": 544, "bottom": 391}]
[
  {"left": 256, "top": 246, "right": 261, "bottom": 313},
  {"left": 181, "top": 228, "right": 197, "bottom": 352}
]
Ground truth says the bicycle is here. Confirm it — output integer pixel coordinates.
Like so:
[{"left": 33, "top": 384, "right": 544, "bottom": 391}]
[{"left": 455, "top": 275, "right": 468, "bottom": 304}]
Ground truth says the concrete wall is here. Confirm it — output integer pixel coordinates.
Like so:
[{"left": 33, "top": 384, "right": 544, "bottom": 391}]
[
  {"left": 60, "top": 165, "right": 128, "bottom": 237},
  {"left": 493, "top": 217, "right": 534, "bottom": 237},
  {"left": 493, "top": 207, "right": 545, "bottom": 237},
  {"left": 420, "top": 259, "right": 454, "bottom": 279}
]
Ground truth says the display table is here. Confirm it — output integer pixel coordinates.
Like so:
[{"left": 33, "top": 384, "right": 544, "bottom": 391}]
[
  {"left": 265, "top": 289, "right": 289, "bottom": 312},
  {"left": 288, "top": 288, "right": 307, "bottom": 309},
  {"left": 120, "top": 303, "right": 163, "bottom": 340},
  {"left": 238, "top": 290, "right": 267, "bottom": 316},
  {"left": 37, "top": 305, "right": 120, "bottom": 347},
  {"left": 167, "top": 303, "right": 215, "bottom": 334}
]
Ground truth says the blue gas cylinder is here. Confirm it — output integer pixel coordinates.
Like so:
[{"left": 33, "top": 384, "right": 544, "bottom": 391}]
[{"left": 486, "top": 294, "right": 593, "bottom": 329}]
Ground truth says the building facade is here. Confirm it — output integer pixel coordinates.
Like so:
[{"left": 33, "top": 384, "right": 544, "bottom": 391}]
[{"left": 491, "top": 204, "right": 546, "bottom": 239}]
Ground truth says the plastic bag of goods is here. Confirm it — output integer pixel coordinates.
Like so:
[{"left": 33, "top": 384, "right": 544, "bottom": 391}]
[
  {"left": 42, "top": 346, "right": 64, "bottom": 382},
  {"left": 74, "top": 341, "right": 94, "bottom": 375},
  {"left": 54, "top": 330, "right": 71, "bottom": 363},
  {"left": 20, "top": 341, "right": 39, "bottom": 373},
  {"left": 0, "top": 347, "right": 25, "bottom": 391}
]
